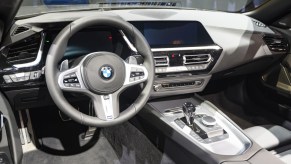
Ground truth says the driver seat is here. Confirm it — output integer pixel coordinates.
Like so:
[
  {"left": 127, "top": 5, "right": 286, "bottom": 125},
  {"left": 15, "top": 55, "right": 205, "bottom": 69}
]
[{"left": 244, "top": 125, "right": 291, "bottom": 163}]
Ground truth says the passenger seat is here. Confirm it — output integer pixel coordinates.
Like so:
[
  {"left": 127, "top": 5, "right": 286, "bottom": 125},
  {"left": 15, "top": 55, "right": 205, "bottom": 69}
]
[{"left": 245, "top": 125, "right": 291, "bottom": 163}]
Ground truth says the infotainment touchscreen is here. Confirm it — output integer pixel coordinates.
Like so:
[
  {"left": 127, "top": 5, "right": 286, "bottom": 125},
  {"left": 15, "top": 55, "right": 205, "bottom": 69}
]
[{"left": 130, "top": 21, "right": 214, "bottom": 48}]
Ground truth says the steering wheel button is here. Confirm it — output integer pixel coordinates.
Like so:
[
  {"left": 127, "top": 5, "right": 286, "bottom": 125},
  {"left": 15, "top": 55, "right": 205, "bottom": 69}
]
[
  {"left": 129, "top": 78, "right": 134, "bottom": 82},
  {"left": 64, "top": 75, "right": 70, "bottom": 79},
  {"left": 70, "top": 74, "right": 77, "bottom": 78},
  {"left": 68, "top": 79, "right": 75, "bottom": 83},
  {"left": 131, "top": 67, "right": 137, "bottom": 72},
  {"left": 75, "top": 83, "right": 81, "bottom": 88},
  {"left": 134, "top": 77, "right": 139, "bottom": 81},
  {"left": 103, "top": 95, "right": 110, "bottom": 100},
  {"left": 130, "top": 73, "right": 136, "bottom": 77},
  {"left": 64, "top": 84, "right": 70, "bottom": 87}
]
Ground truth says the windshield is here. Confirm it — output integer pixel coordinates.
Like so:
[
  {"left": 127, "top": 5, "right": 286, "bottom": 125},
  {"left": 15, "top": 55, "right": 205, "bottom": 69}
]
[{"left": 17, "top": 0, "right": 269, "bottom": 18}]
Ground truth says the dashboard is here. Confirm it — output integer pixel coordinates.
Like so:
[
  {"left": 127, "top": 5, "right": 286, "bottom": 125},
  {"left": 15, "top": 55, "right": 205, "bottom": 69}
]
[{"left": 0, "top": 9, "right": 288, "bottom": 109}]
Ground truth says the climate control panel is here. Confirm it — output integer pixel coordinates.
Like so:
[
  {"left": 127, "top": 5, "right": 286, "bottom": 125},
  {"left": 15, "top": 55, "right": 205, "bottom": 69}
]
[{"left": 153, "top": 80, "right": 204, "bottom": 92}]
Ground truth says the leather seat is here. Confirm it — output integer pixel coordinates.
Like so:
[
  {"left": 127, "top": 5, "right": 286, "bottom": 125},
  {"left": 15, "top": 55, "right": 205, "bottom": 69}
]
[{"left": 244, "top": 125, "right": 291, "bottom": 164}]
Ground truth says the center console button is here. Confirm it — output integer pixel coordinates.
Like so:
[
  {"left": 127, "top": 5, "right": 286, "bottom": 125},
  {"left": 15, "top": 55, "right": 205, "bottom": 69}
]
[
  {"left": 153, "top": 84, "right": 162, "bottom": 91},
  {"left": 201, "top": 116, "right": 217, "bottom": 127},
  {"left": 30, "top": 71, "right": 42, "bottom": 80}
]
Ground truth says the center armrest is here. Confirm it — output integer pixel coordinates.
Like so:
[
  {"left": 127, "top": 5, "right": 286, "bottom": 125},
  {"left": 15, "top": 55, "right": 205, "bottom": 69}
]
[{"left": 244, "top": 125, "right": 291, "bottom": 150}]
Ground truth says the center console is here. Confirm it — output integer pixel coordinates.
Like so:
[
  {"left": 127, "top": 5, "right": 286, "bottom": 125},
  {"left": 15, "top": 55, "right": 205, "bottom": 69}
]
[
  {"left": 151, "top": 46, "right": 221, "bottom": 96},
  {"left": 148, "top": 97, "right": 252, "bottom": 156},
  {"left": 139, "top": 95, "right": 284, "bottom": 164},
  {"left": 127, "top": 21, "right": 223, "bottom": 97}
]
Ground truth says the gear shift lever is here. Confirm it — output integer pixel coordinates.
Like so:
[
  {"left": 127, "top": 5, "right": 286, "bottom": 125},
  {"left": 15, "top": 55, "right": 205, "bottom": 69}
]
[{"left": 182, "top": 102, "right": 196, "bottom": 126}]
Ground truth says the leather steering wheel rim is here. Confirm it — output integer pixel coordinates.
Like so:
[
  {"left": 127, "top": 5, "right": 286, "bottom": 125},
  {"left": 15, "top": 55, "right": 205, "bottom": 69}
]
[{"left": 45, "top": 14, "right": 154, "bottom": 127}]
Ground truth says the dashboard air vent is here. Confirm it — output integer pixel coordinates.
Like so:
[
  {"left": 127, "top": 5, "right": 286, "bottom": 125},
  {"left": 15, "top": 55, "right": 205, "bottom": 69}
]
[
  {"left": 154, "top": 56, "right": 169, "bottom": 67},
  {"left": 183, "top": 54, "right": 212, "bottom": 65},
  {"left": 6, "top": 33, "right": 41, "bottom": 65},
  {"left": 263, "top": 36, "right": 289, "bottom": 53},
  {"left": 99, "top": 2, "right": 177, "bottom": 6},
  {"left": 12, "top": 26, "right": 30, "bottom": 35}
]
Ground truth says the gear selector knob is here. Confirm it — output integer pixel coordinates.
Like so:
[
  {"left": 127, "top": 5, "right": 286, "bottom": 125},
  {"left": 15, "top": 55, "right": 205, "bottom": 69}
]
[{"left": 182, "top": 102, "right": 196, "bottom": 125}]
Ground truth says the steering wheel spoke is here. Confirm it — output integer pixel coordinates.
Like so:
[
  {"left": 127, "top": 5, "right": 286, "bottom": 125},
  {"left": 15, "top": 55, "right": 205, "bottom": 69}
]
[
  {"left": 91, "top": 93, "right": 119, "bottom": 120},
  {"left": 123, "top": 62, "right": 148, "bottom": 89},
  {"left": 57, "top": 66, "right": 87, "bottom": 92}
]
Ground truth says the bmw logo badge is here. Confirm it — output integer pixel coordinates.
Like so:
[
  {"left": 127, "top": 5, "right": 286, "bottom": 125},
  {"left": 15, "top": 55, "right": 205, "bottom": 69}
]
[{"left": 100, "top": 65, "right": 113, "bottom": 80}]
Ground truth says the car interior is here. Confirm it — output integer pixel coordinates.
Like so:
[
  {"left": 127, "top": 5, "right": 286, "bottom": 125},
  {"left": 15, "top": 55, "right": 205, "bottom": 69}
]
[{"left": 2, "top": 0, "right": 291, "bottom": 163}]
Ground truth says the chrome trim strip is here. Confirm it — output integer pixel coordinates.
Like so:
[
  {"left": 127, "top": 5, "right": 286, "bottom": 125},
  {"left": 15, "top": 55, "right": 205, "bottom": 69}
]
[
  {"left": 13, "top": 32, "right": 45, "bottom": 68},
  {"left": 119, "top": 30, "right": 138, "bottom": 52},
  {"left": 152, "top": 46, "right": 221, "bottom": 52},
  {"left": 155, "top": 63, "right": 210, "bottom": 73},
  {"left": 120, "top": 30, "right": 221, "bottom": 53}
]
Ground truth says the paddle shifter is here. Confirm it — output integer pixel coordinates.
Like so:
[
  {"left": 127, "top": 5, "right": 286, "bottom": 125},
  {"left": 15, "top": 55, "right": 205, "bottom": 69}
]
[{"left": 182, "top": 102, "right": 196, "bottom": 126}]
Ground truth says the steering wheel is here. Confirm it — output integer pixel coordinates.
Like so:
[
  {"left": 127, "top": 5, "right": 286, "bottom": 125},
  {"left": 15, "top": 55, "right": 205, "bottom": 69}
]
[{"left": 45, "top": 14, "right": 154, "bottom": 127}]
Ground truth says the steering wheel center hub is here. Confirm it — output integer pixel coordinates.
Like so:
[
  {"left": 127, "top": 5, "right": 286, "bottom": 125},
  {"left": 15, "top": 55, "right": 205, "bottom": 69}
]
[{"left": 82, "top": 52, "right": 125, "bottom": 94}]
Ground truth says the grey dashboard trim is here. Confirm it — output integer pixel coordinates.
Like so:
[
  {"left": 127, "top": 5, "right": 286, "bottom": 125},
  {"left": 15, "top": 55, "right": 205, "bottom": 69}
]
[
  {"left": 151, "top": 46, "right": 221, "bottom": 52},
  {"left": 13, "top": 32, "right": 45, "bottom": 68}
]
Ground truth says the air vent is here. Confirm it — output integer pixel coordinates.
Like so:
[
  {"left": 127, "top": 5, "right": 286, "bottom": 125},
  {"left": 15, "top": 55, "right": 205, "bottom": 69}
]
[
  {"left": 99, "top": 2, "right": 177, "bottom": 6},
  {"left": 6, "top": 33, "right": 41, "bottom": 65},
  {"left": 263, "top": 36, "right": 289, "bottom": 53},
  {"left": 154, "top": 56, "right": 169, "bottom": 67},
  {"left": 183, "top": 54, "right": 212, "bottom": 65},
  {"left": 12, "top": 26, "right": 30, "bottom": 35}
]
